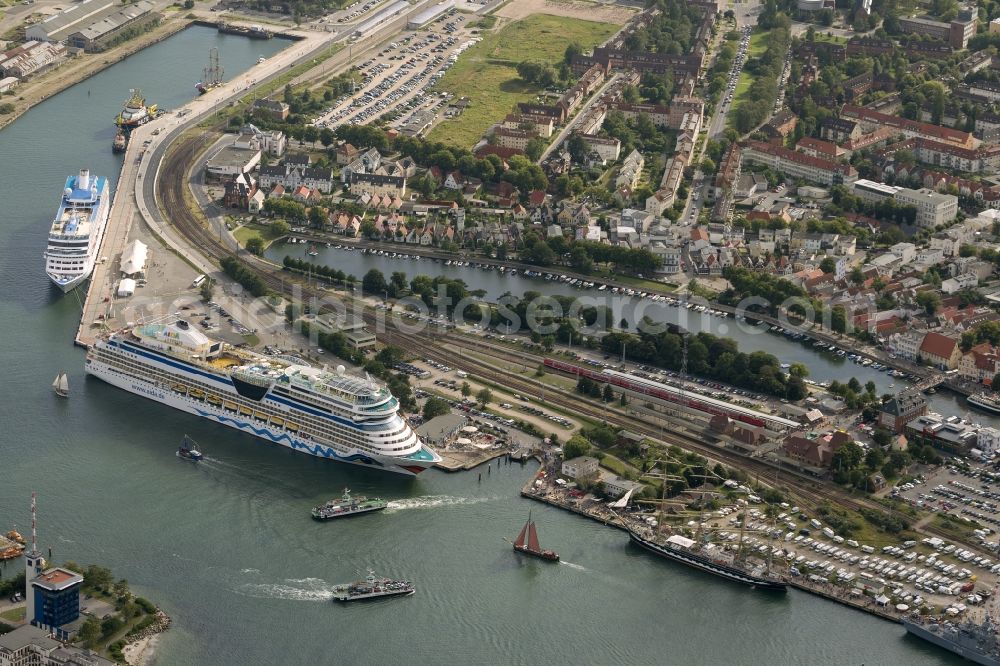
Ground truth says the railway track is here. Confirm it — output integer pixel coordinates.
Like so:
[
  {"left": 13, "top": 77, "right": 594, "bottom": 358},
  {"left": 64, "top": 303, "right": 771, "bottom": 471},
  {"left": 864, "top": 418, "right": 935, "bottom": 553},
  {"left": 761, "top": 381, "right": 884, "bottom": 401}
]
[{"left": 157, "top": 132, "right": 987, "bottom": 554}]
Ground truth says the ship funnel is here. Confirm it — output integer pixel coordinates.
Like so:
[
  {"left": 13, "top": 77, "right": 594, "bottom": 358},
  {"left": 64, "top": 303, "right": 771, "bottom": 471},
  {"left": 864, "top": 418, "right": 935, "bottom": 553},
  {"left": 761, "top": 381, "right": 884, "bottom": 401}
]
[{"left": 78, "top": 169, "right": 90, "bottom": 190}]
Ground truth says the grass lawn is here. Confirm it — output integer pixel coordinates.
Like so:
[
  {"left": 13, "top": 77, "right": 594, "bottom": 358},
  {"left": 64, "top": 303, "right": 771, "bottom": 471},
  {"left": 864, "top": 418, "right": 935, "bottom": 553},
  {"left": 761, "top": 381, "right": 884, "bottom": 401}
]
[
  {"left": 748, "top": 30, "right": 768, "bottom": 57},
  {"left": 0, "top": 608, "right": 24, "bottom": 623},
  {"left": 427, "top": 14, "right": 617, "bottom": 148},
  {"left": 812, "top": 33, "right": 847, "bottom": 44},
  {"left": 732, "top": 68, "right": 754, "bottom": 109},
  {"left": 234, "top": 222, "right": 285, "bottom": 249}
]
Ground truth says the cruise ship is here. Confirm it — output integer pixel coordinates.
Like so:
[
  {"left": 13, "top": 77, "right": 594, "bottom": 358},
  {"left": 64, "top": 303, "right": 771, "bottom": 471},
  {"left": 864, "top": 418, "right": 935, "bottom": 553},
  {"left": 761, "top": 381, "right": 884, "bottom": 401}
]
[
  {"left": 85, "top": 321, "right": 441, "bottom": 475},
  {"left": 44, "top": 169, "right": 110, "bottom": 292},
  {"left": 968, "top": 392, "right": 1000, "bottom": 417}
]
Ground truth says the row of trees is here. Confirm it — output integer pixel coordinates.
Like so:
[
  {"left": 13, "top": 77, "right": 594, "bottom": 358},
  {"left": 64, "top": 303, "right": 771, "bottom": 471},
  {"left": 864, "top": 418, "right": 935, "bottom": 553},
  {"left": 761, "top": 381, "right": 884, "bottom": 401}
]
[
  {"left": 730, "top": 24, "right": 791, "bottom": 134},
  {"left": 598, "top": 329, "right": 806, "bottom": 399},
  {"left": 829, "top": 185, "right": 918, "bottom": 225},
  {"left": 220, "top": 256, "right": 269, "bottom": 298}
]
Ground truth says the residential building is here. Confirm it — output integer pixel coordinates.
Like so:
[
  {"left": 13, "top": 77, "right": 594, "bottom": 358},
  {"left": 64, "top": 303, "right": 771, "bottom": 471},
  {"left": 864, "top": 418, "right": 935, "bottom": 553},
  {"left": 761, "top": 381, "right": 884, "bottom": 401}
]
[
  {"left": 897, "top": 10, "right": 976, "bottom": 49},
  {"left": 500, "top": 113, "right": 554, "bottom": 138},
  {"left": 615, "top": 149, "right": 644, "bottom": 189},
  {"left": 258, "top": 158, "right": 334, "bottom": 194},
  {"left": 959, "top": 343, "right": 1000, "bottom": 383},
  {"left": 894, "top": 187, "right": 958, "bottom": 228},
  {"left": 235, "top": 124, "right": 285, "bottom": 157},
  {"left": 742, "top": 140, "right": 858, "bottom": 186},
  {"left": 919, "top": 331, "right": 962, "bottom": 369},
  {"left": 821, "top": 117, "right": 861, "bottom": 143},
  {"left": 978, "top": 427, "right": 1000, "bottom": 457},
  {"left": 347, "top": 172, "right": 407, "bottom": 198},
  {"left": 578, "top": 133, "right": 621, "bottom": 163},
  {"left": 840, "top": 104, "right": 977, "bottom": 148},
  {"left": 851, "top": 178, "right": 901, "bottom": 204},
  {"left": 493, "top": 127, "right": 538, "bottom": 151},
  {"left": 561, "top": 456, "right": 599, "bottom": 479},
  {"left": 571, "top": 47, "right": 702, "bottom": 78},
  {"left": 796, "top": 136, "right": 845, "bottom": 160},
  {"left": 879, "top": 392, "right": 928, "bottom": 433},
  {"left": 252, "top": 99, "right": 290, "bottom": 122},
  {"left": 942, "top": 272, "right": 979, "bottom": 294}
]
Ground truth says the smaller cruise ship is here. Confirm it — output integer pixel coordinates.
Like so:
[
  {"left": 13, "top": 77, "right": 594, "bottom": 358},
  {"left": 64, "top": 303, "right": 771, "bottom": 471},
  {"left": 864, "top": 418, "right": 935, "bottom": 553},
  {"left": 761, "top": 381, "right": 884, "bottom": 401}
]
[
  {"left": 44, "top": 169, "right": 110, "bottom": 292},
  {"left": 968, "top": 392, "right": 1000, "bottom": 416}
]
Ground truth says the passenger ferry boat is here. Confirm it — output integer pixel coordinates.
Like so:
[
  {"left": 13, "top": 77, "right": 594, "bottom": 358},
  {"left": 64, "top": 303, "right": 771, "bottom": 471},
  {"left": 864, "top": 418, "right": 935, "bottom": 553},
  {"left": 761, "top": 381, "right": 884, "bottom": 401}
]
[
  {"left": 44, "top": 169, "right": 110, "bottom": 292},
  {"left": 968, "top": 392, "right": 1000, "bottom": 417},
  {"left": 85, "top": 320, "right": 441, "bottom": 475}
]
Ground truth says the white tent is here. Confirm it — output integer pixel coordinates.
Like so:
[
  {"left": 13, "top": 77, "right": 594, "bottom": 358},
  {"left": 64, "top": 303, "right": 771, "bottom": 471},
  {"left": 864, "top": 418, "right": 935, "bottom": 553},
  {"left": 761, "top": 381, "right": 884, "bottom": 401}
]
[
  {"left": 121, "top": 239, "right": 148, "bottom": 276},
  {"left": 874, "top": 594, "right": 890, "bottom": 606},
  {"left": 117, "top": 278, "right": 136, "bottom": 297}
]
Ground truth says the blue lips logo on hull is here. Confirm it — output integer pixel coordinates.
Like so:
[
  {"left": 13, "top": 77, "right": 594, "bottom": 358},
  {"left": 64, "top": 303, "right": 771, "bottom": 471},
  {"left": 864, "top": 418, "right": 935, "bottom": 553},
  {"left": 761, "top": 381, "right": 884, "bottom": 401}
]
[{"left": 194, "top": 409, "right": 383, "bottom": 466}]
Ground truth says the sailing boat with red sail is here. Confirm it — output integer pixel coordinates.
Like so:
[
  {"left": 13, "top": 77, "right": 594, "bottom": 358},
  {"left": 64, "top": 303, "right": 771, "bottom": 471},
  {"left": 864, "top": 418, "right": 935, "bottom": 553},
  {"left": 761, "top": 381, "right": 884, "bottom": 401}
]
[{"left": 513, "top": 511, "right": 559, "bottom": 561}]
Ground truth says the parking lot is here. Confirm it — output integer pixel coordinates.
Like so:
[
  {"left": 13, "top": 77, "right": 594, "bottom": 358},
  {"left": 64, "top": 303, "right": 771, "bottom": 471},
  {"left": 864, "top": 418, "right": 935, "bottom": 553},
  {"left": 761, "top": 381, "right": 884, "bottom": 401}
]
[
  {"left": 312, "top": 13, "right": 479, "bottom": 130},
  {"left": 896, "top": 462, "right": 1000, "bottom": 539},
  {"left": 692, "top": 497, "right": 1000, "bottom": 614}
]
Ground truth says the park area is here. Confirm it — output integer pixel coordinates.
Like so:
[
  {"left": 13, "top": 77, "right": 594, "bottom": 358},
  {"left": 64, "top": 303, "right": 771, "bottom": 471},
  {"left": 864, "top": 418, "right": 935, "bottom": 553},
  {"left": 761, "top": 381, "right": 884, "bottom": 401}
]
[{"left": 426, "top": 14, "right": 618, "bottom": 148}]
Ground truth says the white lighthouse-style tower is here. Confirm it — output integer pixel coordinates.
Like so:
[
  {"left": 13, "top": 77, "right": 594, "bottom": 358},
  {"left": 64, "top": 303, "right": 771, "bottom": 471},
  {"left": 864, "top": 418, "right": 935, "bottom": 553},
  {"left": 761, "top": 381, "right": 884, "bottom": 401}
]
[{"left": 24, "top": 492, "right": 45, "bottom": 625}]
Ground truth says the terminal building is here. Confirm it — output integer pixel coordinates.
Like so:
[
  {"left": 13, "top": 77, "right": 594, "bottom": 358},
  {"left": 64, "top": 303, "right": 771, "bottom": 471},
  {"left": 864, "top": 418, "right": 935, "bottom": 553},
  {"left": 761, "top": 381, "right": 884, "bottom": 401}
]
[
  {"left": 26, "top": 0, "right": 157, "bottom": 52},
  {"left": 407, "top": 0, "right": 454, "bottom": 29}
]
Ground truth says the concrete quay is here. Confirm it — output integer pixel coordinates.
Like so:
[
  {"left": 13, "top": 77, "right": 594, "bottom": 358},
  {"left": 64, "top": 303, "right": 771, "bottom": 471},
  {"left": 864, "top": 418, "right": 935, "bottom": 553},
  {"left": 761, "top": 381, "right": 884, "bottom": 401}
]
[
  {"left": 74, "top": 0, "right": 441, "bottom": 348},
  {"left": 73, "top": 28, "right": 335, "bottom": 348}
]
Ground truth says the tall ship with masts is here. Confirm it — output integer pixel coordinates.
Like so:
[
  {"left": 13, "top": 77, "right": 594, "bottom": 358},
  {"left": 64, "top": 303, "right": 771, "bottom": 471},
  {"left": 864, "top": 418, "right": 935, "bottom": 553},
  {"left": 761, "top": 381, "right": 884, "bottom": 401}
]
[
  {"left": 196, "top": 48, "right": 225, "bottom": 96},
  {"left": 85, "top": 320, "right": 441, "bottom": 475},
  {"left": 625, "top": 463, "right": 787, "bottom": 591}
]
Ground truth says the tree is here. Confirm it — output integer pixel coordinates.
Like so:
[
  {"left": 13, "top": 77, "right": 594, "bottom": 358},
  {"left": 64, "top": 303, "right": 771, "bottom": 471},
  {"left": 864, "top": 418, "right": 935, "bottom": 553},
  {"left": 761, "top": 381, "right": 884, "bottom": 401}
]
[
  {"left": 361, "top": 268, "right": 388, "bottom": 295},
  {"left": 272, "top": 220, "right": 290, "bottom": 236},
  {"left": 476, "top": 388, "right": 492, "bottom": 407},
  {"left": 563, "top": 434, "right": 591, "bottom": 460},
  {"left": 602, "top": 384, "right": 614, "bottom": 402},
  {"left": 245, "top": 235, "right": 265, "bottom": 256},
  {"left": 461, "top": 381, "right": 471, "bottom": 397},
  {"left": 199, "top": 278, "right": 214, "bottom": 302},
  {"left": 77, "top": 616, "right": 101, "bottom": 646},
  {"left": 85, "top": 565, "right": 113, "bottom": 591},
  {"left": 832, "top": 441, "right": 864, "bottom": 476},
  {"left": 789, "top": 362, "right": 809, "bottom": 378},
  {"left": 915, "top": 290, "right": 941, "bottom": 315},
  {"left": 525, "top": 136, "right": 547, "bottom": 161},
  {"left": 422, "top": 397, "right": 450, "bottom": 420},
  {"left": 819, "top": 257, "right": 836, "bottom": 274},
  {"left": 113, "top": 579, "right": 131, "bottom": 601}
]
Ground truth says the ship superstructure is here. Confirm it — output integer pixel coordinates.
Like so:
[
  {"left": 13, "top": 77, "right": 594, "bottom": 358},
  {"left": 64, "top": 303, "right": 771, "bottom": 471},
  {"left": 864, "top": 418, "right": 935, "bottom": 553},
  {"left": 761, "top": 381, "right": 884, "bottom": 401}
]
[
  {"left": 116, "top": 89, "right": 157, "bottom": 133},
  {"left": 85, "top": 321, "right": 441, "bottom": 475},
  {"left": 44, "top": 169, "right": 110, "bottom": 292}
]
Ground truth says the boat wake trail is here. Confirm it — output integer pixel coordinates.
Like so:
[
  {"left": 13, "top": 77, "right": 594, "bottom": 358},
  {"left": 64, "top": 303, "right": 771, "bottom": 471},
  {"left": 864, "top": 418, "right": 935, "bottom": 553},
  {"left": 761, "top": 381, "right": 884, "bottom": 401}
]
[
  {"left": 385, "top": 495, "right": 495, "bottom": 512},
  {"left": 560, "top": 561, "right": 586, "bottom": 571},
  {"left": 235, "top": 577, "right": 333, "bottom": 602}
]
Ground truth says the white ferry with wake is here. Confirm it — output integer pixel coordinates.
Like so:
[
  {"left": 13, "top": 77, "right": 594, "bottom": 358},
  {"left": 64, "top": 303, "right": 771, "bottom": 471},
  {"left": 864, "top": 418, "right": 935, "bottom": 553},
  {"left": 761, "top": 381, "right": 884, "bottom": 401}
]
[
  {"left": 44, "top": 169, "right": 110, "bottom": 292},
  {"left": 85, "top": 320, "right": 441, "bottom": 475}
]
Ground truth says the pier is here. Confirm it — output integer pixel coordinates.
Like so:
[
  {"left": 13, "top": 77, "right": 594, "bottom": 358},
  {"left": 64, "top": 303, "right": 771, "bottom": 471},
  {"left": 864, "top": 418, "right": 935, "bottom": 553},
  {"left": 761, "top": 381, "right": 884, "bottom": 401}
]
[{"left": 73, "top": 28, "right": 331, "bottom": 348}]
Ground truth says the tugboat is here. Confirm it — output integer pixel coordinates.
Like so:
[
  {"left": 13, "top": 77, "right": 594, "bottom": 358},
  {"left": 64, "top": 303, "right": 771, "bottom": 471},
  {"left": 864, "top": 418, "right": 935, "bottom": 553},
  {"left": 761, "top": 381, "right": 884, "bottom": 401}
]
[
  {"left": 331, "top": 570, "right": 414, "bottom": 602},
  {"left": 196, "top": 48, "right": 225, "bottom": 96},
  {"left": 116, "top": 89, "right": 158, "bottom": 135},
  {"left": 312, "top": 488, "right": 387, "bottom": 520},
  {"left": 512, "top": 511, "right": 559, "bottom": 561},
  {"left": 112, "top": 132, "right": 127, "bottom": 153},
  {"left": 177, "top": 435, "right": 204, "bottom": 461}
]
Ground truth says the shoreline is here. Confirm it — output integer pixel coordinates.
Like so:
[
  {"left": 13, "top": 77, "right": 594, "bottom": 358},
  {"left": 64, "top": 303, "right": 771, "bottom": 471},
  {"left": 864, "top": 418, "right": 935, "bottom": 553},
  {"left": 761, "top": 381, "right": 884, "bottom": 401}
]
[
  {"left": 519, "top": 469, "right": 915, "bottom": 626},
  {"left": 121, "top": 609, "right": 171, "bottom": 666},
  {"left": 0, "top": 16, "right": 191, "bottom": 132}
]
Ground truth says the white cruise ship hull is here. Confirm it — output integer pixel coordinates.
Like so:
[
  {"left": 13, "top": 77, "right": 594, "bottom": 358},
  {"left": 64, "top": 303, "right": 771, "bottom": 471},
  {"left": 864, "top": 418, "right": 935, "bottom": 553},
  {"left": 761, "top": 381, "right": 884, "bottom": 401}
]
[
  {"left": 47, "top": 267, "right": 93, "bottom": 293},
  {"left": 85, "top": 352, "right": 438, "bottom": 476}
]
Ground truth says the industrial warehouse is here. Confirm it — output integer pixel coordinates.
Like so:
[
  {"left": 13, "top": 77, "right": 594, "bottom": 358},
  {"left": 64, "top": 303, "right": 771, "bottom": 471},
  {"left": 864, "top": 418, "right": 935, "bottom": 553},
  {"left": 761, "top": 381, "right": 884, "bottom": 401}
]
[{"left": 26, "top": 0, "right": 158, "bottom": 52}]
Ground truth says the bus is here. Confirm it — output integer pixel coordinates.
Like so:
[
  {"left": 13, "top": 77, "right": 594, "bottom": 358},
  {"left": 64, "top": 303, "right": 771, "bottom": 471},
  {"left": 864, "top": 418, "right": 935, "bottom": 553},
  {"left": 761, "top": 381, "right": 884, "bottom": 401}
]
[{"left": 192, "top": 274, "right": 207, "bottom": 288}]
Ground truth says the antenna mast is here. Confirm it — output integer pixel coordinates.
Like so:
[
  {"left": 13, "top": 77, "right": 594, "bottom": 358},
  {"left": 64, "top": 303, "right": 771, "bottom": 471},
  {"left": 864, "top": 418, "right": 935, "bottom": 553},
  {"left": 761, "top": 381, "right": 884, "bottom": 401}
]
[{"left": 31, "top": 491, "right": 37, "bottom": 553}]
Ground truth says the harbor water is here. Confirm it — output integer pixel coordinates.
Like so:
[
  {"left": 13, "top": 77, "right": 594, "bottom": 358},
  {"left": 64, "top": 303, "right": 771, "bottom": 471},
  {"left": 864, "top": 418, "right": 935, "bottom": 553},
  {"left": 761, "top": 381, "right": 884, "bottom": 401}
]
[{"left": 0, "top": 26, "right": 975, "bottom": 664}]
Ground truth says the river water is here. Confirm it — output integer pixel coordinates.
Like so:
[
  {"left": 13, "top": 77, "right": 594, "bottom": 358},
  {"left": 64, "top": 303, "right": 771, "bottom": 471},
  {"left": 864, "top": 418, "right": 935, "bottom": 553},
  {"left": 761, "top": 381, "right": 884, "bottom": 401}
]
[{"left": 0, "top": 26, "right": 972, "bottom": 665}]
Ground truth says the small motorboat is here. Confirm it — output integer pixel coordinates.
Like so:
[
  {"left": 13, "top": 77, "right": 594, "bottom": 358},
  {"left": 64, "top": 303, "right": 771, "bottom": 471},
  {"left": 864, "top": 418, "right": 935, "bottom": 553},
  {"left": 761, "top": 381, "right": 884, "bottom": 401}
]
[{"left": 177, "top": 435, "right": 204, "bottom": 461}]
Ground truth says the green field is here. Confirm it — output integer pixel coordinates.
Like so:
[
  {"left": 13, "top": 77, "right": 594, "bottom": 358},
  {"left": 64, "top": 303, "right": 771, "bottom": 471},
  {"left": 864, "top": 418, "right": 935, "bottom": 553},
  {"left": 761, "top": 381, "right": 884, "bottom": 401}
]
[
  {"left": 426, "top": 14, "right": 618, "bottom": 148},
  {"left": 748, "top": 29, "right": 767, "bottom": 57}
]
